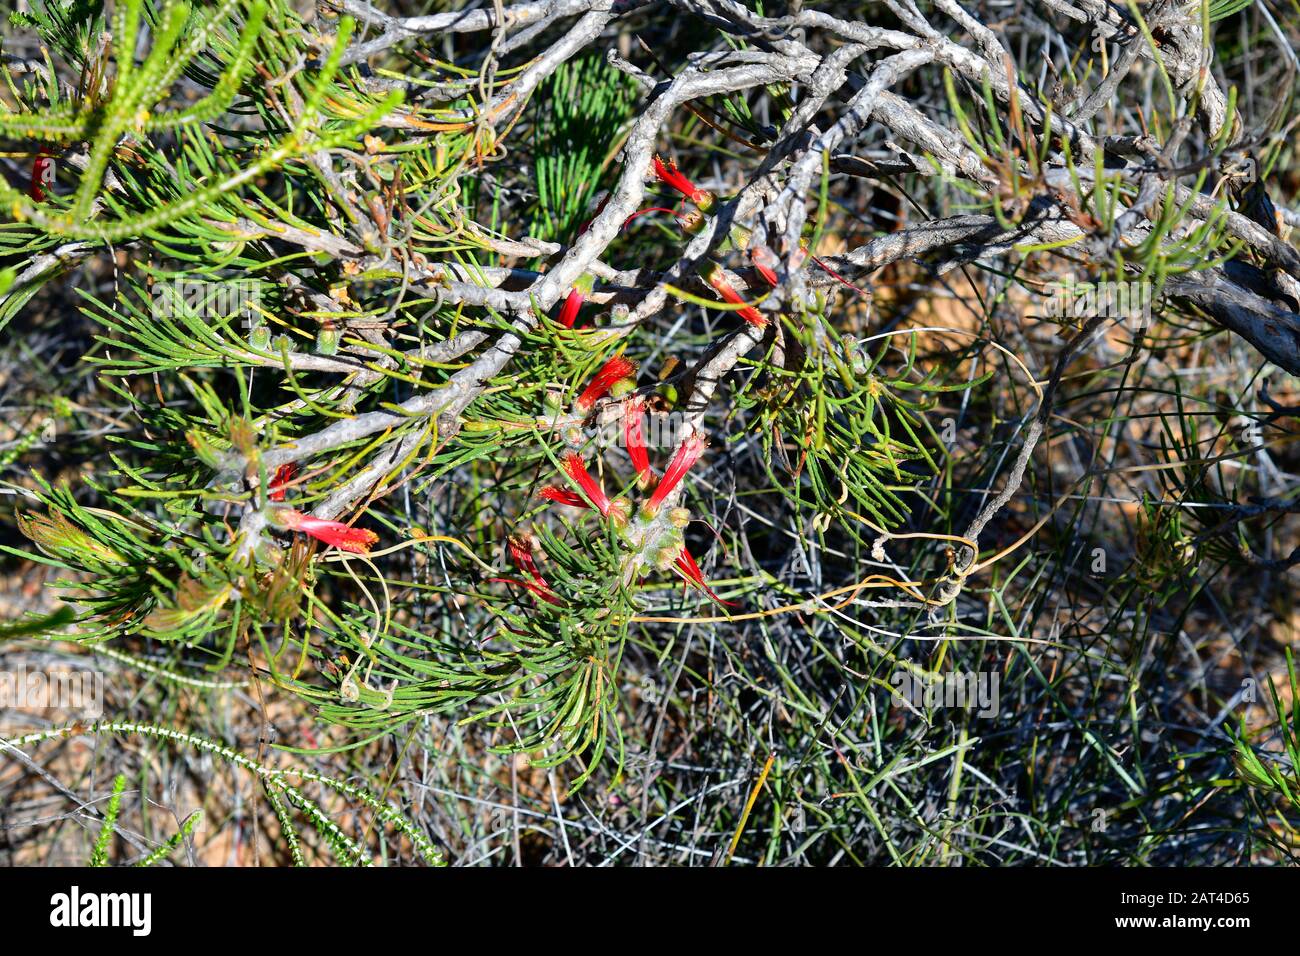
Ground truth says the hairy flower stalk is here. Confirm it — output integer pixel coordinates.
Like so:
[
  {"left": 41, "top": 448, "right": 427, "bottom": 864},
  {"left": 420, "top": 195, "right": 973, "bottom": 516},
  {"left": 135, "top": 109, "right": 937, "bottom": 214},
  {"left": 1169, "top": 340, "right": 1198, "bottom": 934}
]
[
  {"left": 273, "top": 509, "right": 378, "bottom": 554},
  {"left": 652, "top": 155, "right": 714, "bottom": 212},
  {"left": 645, "top": 431, "right": 707, "bottom": 514},
  {"left": 624, "top": 396, "right": 653, "bottom": 487},
  {"left": 575, "top": 355, "right": 637, "bottom": 413}
]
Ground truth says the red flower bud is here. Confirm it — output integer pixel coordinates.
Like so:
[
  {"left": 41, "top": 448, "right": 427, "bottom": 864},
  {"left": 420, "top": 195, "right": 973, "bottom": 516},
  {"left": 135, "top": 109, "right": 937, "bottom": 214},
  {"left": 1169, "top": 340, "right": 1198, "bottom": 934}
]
[
  {"left": 557, "top": 288, "right": 584, "bottom": 329},
  {"left": 29, "top": 151, "right": 54, "bottom": 202},
  {"left": 750, "top": 247, "right": 780, "bottom": 287},
  {"left": 274, "top": 509, "right": 378, "bottom": 554}
]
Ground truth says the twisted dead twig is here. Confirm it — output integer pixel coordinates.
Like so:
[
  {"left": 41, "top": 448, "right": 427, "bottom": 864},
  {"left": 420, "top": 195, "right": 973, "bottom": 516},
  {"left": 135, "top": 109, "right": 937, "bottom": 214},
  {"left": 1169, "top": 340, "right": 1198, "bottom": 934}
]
[
  {"left": 766, "top": 49, "right": 935, "bottom": 303},
  {"left": 333, "top": 0, "right": 653, "bottom": 64}
]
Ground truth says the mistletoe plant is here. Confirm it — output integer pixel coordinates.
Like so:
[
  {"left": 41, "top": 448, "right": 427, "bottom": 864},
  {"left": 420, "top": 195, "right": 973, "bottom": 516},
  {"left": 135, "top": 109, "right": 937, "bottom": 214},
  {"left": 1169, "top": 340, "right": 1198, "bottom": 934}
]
[{"left": 4, "top": 0, "right": 1300, "bottom": 865}]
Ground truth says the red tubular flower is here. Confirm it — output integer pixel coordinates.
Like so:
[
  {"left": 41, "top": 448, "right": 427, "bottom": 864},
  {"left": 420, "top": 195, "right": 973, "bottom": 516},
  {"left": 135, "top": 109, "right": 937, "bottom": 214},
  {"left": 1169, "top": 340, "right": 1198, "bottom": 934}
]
[
  {"left": 496, "top": 533, "right": 562, "bottom": 605},
  {"left": 704, "top": 266, "right": 767, "bottom": 327},
  {"left": 560, "top": 452, "right": 614, "bottom": 516},
  {"left": 29, "top": 151, "right": 54, "bottom": 202},
  {"left": 575, "top": 355, "right": 637, "bottom": 413},
  {"left": 557, "top": 288, "right": 584, "bottom": 329},
  {"left": 508, "top": 534, "right": 542, "bottom": 578},
  {"left": 675, "top": 548, "right": 738, "bottom": 608},
  {"left": 493, "top": 575, "right": 563, "bottom": 606},
  {"left": 275, "top": 509, "right": 378, "bottom": 554},
  {"left": 624, "top": 396, "right": 653, "bottom": 486},
  {"left": 646, "top": 431, "right": 706, "bottom": 513},
  {"left": 652, "top": 155, "right": 714, "bottom": 211},
  {"left": 539, "top": 486, "right": 587, "bottom": 508},
  {"left": 268, "top": 463, "right": 298, "bottom": 502},
  {"left": 750, "top": 247, "right": 780, "bottom": 287}
]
